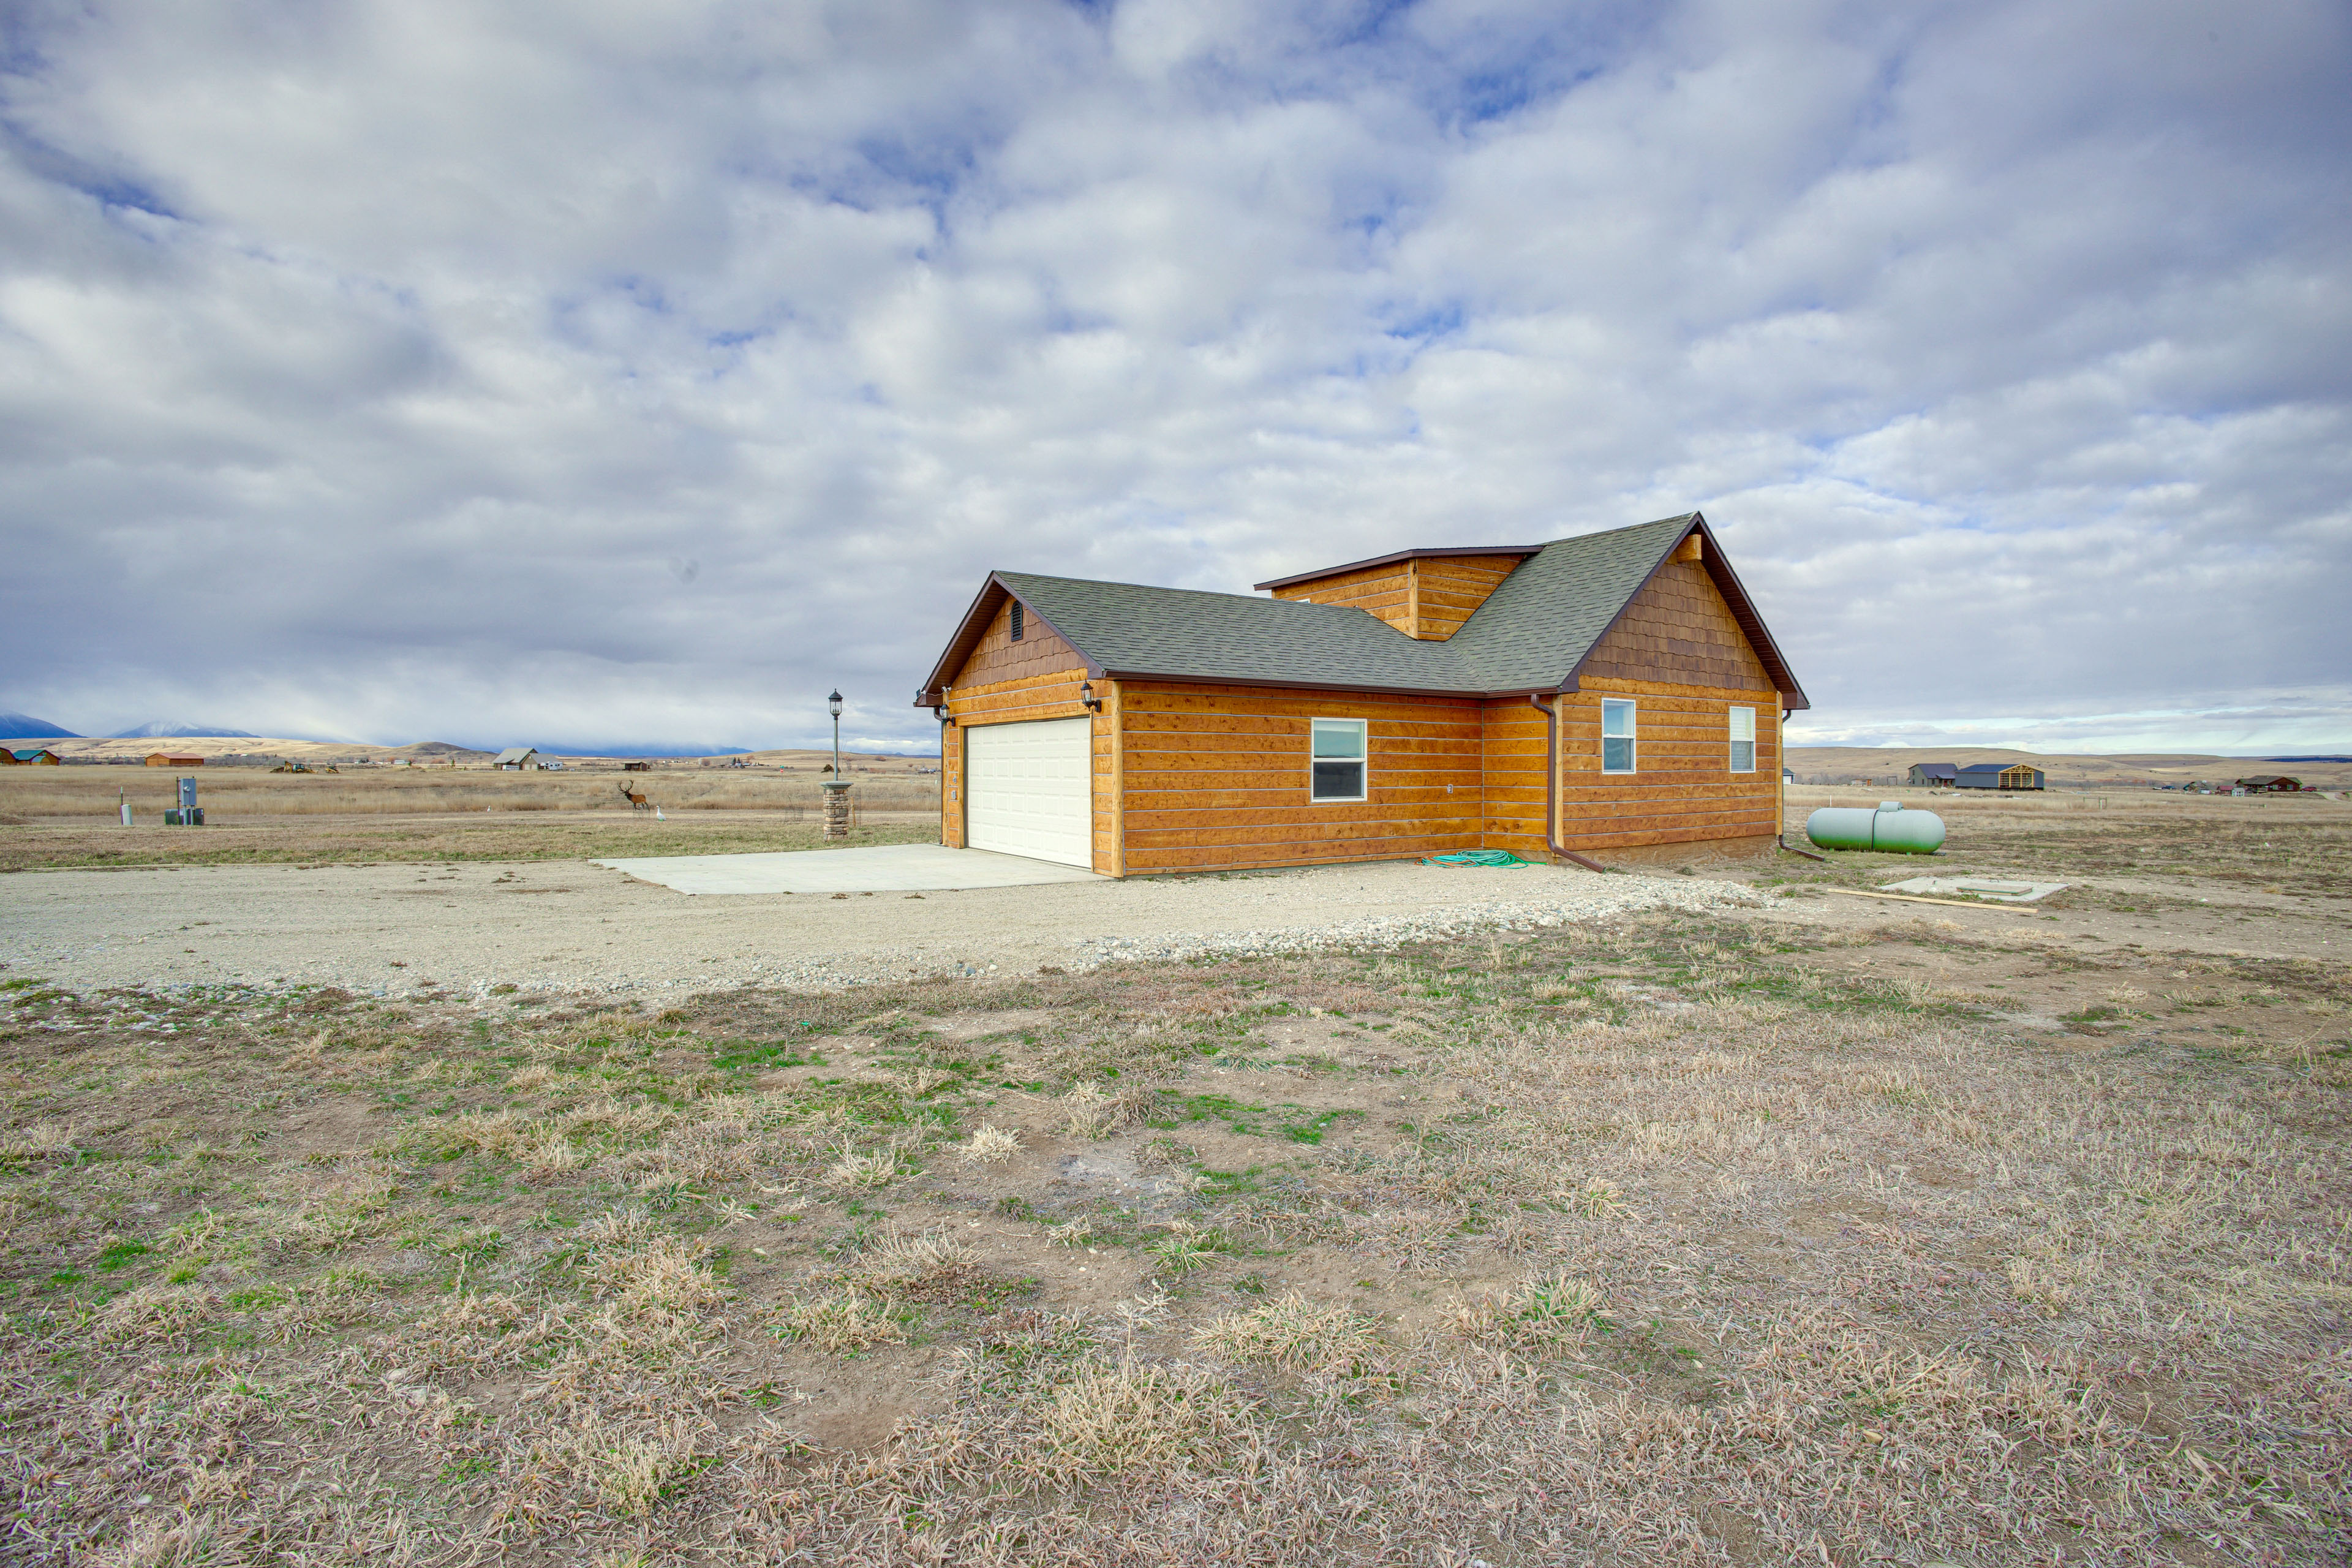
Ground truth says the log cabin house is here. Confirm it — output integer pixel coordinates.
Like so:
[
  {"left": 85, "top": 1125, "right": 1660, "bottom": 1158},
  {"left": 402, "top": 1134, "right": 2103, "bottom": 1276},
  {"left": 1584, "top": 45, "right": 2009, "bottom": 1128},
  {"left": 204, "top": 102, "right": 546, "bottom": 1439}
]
[{"left": 914, "top": 511, "right": 1807, "bottom": 876}]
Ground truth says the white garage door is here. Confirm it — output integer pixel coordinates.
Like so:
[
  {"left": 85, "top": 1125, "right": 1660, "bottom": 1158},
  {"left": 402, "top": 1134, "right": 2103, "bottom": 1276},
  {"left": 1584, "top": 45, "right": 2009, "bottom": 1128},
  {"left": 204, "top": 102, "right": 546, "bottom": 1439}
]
[{"left": 965, "top": 717, "right": 1094, "bottom": 869}]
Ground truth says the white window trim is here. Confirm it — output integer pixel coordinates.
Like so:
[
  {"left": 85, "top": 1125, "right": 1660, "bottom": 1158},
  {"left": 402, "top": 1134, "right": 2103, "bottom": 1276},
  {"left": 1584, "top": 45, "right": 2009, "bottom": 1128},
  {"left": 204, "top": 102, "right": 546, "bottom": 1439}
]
[
  {"left": 1309, "top": 717, "right": 1368, "bottom": 804},
  {"left": 1728, "top": 705, "right": 1757, "bottom": 773},
  {"left": 1600, "top": 698, "right": 1637, "bottom": 775}
]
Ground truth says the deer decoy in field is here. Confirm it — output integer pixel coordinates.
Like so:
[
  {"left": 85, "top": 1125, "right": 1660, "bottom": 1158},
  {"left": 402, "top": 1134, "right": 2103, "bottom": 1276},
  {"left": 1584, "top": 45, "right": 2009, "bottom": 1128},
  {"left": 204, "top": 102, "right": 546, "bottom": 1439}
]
[{"left": 619, "top": 782, "right": 650, "bottom": 812}]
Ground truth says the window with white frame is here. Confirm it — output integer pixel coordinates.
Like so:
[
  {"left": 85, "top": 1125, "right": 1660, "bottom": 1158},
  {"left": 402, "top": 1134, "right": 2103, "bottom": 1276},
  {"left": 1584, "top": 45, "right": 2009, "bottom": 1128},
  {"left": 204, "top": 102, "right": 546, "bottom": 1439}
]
[
  {"left": 1728, "top": 706, "right": 1756, "bottom": 772},
  {"left": 1310, "top": 718, "right": 1366, "bottom": 801},
  {"left": 1601, "top": 699, "right": 1637, "bottom": 774}
]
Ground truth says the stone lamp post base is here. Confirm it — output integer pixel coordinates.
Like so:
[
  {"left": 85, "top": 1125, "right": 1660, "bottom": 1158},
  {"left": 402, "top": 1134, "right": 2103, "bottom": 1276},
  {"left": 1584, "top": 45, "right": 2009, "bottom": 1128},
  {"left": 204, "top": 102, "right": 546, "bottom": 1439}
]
[{"left": 820, "top": 779, "right": 853, "bottom": 840}]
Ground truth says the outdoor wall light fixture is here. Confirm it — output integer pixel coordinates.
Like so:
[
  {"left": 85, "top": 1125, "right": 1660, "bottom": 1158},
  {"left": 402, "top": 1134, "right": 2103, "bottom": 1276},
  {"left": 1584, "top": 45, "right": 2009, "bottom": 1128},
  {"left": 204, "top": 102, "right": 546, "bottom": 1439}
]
[
  {"left": 1080, "top": 679, "right": 1101, "bottom": 711},
  {"left": 932, "top": 685, "right": 955, "bottom": 725}
]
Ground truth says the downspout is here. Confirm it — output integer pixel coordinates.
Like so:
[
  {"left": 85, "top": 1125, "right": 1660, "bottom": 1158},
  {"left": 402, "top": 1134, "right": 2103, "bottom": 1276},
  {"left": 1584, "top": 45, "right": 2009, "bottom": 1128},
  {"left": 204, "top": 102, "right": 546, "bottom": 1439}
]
[
  {"left": 1775, "top": 703, "right": 1826, "bottom": 861},
  {"left": 1526, "top": 693, "right": 1607, "bottom": 873}
]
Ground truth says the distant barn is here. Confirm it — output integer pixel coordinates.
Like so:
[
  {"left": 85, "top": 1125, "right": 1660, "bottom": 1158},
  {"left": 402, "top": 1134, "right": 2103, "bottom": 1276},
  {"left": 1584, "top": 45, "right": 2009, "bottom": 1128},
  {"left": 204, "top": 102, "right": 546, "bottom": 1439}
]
[
  {"left": 5, "top": 748, "right": 61, "bottom": 765},
  {"left": 491, "top": 747, "right": 541, "bottom": 771},
  {"left": 1954, "top": 763, "right": 2043, "bottom": 791},
  {"left": 1907, "top": 763, "right": 1957, "bottom": 788},
  {"left": 144, "top": 753, "right": 203, "bottom": 767}
]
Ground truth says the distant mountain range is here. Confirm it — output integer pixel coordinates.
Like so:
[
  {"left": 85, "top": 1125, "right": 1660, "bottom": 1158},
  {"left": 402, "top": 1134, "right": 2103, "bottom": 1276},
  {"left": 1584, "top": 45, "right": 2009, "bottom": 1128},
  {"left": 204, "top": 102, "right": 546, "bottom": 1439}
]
[
  {"left": 108, "top": 720, "right": 262, "bottom": 739},
  {"left": 0, "top": 711, "right": 78, "bottom": 738}
]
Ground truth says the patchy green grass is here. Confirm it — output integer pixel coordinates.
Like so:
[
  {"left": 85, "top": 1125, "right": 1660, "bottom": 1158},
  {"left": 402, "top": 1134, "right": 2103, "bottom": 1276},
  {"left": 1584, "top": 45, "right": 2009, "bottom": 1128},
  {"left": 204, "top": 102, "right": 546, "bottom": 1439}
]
[{"left": 0, "top": 914, "right": 2346, "bottom": 1564}]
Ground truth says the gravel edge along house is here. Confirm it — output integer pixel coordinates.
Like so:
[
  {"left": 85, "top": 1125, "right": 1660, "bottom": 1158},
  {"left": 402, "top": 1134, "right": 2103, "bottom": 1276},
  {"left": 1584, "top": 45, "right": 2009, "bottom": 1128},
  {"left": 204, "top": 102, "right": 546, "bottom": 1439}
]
[{"left": 915, "top": 511, "right": 1809, "bottom": 876}]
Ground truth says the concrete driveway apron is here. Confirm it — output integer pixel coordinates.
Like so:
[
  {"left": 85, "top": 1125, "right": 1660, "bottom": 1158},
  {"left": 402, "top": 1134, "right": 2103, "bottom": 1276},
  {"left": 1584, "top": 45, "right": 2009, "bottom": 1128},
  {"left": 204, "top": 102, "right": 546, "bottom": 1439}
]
[{"left": 592, "top": 843, "right": 1104, "bottom": 895}]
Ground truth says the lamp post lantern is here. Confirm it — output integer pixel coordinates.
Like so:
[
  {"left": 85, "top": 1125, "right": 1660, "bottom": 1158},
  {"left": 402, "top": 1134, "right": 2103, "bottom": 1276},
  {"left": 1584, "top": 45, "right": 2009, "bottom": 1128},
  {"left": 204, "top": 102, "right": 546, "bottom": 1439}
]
[{"left": 822, "top": 689, "right": 850, "bottom": 841}]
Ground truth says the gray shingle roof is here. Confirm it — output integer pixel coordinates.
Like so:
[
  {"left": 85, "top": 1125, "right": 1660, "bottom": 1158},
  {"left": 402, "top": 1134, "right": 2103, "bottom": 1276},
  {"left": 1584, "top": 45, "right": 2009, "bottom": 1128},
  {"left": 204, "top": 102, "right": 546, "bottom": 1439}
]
[{"left": 927, "top": 512, "right": 1804, "bottom": 703}]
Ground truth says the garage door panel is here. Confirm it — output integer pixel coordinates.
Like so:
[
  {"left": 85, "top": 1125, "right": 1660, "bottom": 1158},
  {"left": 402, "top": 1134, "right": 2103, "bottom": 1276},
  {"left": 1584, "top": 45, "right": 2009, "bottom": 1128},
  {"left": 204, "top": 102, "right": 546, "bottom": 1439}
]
[{"left": 967, "top": 718, "right": 1093, "bottom": 869}]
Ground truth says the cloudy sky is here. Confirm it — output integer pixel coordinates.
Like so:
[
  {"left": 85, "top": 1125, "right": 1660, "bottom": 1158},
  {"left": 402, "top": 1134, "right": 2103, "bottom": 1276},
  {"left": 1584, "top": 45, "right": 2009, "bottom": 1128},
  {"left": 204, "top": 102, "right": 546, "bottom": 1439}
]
[{"left": 3, "top": 0, "right": 2346, "bottom": 756}]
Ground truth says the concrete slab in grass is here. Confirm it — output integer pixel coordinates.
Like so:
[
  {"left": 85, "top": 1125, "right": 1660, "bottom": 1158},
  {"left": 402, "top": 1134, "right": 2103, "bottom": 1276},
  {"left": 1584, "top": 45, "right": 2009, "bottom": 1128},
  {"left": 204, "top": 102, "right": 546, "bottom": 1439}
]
[
  {"left": 593, "top": 843, "right": 1104, "bottom": 896},
  {"left": 1880, "top": 875, "right": 2068, "bottom": 904}
]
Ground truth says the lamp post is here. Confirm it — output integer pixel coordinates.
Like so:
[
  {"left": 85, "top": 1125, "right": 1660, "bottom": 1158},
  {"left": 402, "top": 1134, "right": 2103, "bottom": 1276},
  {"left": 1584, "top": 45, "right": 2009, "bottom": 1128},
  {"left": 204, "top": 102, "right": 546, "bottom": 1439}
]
[{"left": 822, "top": 689, "right": 850, "bottom": 841}]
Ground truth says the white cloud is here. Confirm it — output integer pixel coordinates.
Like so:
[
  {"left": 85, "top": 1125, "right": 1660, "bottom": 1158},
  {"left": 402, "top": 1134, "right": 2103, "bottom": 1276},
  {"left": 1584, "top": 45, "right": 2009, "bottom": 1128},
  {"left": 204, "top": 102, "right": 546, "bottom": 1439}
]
[{"left": 1, "top": 0, "right": 2345, "bottom": 753}]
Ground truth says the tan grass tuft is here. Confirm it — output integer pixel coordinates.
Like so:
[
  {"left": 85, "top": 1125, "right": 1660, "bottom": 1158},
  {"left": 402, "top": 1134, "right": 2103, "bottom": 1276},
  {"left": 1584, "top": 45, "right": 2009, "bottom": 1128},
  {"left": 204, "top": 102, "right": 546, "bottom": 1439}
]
[
  {"left": 1448, "top": 1272, "right": 1604, "bottom": 1350},
  {"left": 1058, "top": 1082, "right": 1117, "bottom": 1139},
  {"left": 97, "top": 1283, "right": 216, "bottom": 1344},
  {"left": 774, "top": 1289, "right": 907, "bottom": 1354},
  {"left": 0, "top": 1118, "right": 76, "bottom": 1164},
  {"left": 822, "top": 1138, "right": 901, "bottom": 1190},
  {"left": 586, "top": 1234, "right": 728, "bottom": 1318},
  {"left": 1197, "top": 1292, "right": 1384, "bottom": 1379},
  {"left": 959, "top": 1121, "right": 1021, "bottom": 1165},
  {"left": 1019, "top": 1358, "right": 1262, "bottom": 1483}
]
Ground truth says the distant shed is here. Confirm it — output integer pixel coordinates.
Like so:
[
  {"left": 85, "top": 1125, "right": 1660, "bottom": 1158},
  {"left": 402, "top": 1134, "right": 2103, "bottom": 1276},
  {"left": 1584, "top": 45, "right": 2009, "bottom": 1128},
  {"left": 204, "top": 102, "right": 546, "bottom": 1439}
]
[
  {"left": 145, "top": 753, "right": 203, "bottom": 767},
  {"left": 1907, "top": 763, "right": 1958, "bottom": 787},
  {"left": 1954, "top": 763, "right": 2043, "bottom": 791}
]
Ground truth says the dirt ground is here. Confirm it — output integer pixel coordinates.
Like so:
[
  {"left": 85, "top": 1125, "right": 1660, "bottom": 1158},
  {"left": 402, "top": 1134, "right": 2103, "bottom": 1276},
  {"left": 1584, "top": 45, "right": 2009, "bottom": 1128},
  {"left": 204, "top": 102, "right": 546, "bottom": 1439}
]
[
  {"left": 0, "top": 858, "right": 1758, "bottom": 998},
  {"left": 0, "top": 788, "right": 2346, "bottom": 1564},
  {"left": 1, "top": 788, "right": 2345, "bottom": 1002}
]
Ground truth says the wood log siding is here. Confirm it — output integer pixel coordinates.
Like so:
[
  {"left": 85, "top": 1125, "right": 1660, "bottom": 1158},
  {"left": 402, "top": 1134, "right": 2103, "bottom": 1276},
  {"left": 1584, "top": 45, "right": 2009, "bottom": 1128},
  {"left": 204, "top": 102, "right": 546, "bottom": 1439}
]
[
  {"left": 1477, "top": 698, "right": 1552, "bottom": 860},
  {"left": 1265, "top": 564, "right": 1414, "bottom": 633},
  {"left": 1578, "top": 559, "right": 1771, "bottom": 691},
  {"left": 1116, "top": 682, "right": 1483, "bottom": 873},
  {"left": 932, "top": 548, "right": 1788, "bottom": 872},
  {"left": 1554, "top": 679, "right": 1781, "bottom": 850},
  {"left": 1265, "top": 554, "right": 1525, "bottom": 639},
  {"left": 1411, "top": 555, "right": 1525, "bottom": 640}
]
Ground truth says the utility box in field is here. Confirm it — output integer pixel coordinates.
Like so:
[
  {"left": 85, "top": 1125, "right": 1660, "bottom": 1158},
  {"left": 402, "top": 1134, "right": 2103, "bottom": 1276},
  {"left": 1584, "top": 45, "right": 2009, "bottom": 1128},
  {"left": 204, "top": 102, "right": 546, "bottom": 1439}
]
[{"left": 167, "top": 776, "right": 205, "bottom": 826}]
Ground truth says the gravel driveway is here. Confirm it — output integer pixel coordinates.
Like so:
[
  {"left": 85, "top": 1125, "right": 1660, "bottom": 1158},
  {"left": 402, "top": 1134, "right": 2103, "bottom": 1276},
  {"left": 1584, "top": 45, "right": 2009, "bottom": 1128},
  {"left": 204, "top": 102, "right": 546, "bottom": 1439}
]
[{"left": 1, "top": 857, "right": 1761, "bottom": 999}]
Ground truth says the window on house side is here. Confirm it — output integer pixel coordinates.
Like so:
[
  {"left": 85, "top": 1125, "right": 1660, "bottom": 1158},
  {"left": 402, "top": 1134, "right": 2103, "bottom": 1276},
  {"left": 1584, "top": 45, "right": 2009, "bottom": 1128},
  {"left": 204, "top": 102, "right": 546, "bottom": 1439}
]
[
  {"left": 1009, "top": 602, "right": 1025, "bottom": 642},
  {"left": 1310, "top": 718, "right": 1366, "bottom": 802},
  {"left": 1602, "top": 699, "right": 1636, "bottom": 774},
  {"left": 1729, "top": 706, "right": 1755, "bottom": 772}
]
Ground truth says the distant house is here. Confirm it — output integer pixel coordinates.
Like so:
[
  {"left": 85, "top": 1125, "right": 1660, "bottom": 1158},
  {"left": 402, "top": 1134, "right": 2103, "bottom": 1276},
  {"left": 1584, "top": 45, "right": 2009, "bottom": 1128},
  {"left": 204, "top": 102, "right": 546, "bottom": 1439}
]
[
  {"left": 491, "top": 747, "right": 540, "bottom": 771},
  {"left": 1907, "top": 763, "right": 1958, "bottom": 788},
  {"left": 144, "top": 753, "right": 203, "bottom": 767},
  {"left": 2235, "top": 775, "right": 2302, "bottom": 793},
  {"left": 1954, "top": 763, "right": 2043, "bottom": 791},
  {"left": 5, "top": 747, "right": 61, "bottom": 765}
]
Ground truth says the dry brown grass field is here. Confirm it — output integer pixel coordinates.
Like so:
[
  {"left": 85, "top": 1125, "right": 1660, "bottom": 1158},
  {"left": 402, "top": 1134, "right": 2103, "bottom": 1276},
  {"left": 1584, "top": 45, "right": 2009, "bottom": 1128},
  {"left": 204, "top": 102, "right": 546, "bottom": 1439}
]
[
  {"left": 0, "top": 770, "right": 941, "bottom": 871},
  {"left": 1777, "top": 786, "right": 2352, "bottom": 903},
  {"left": 2, "top": 867, "right": 2348, "bottom": 1562}
]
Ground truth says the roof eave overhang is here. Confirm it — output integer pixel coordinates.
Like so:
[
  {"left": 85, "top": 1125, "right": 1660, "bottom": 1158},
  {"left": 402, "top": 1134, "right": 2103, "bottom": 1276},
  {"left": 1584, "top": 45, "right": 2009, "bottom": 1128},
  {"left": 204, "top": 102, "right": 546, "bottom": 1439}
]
[
  {"left": 914, "top": 573, "right": 1105, "bottom": 707},
  {"left": 1098, "top": 669, "right": 1482, "bottom": 701},
  {"left": 1253, "top": 544, "right": 1542, "bottom": 593}
]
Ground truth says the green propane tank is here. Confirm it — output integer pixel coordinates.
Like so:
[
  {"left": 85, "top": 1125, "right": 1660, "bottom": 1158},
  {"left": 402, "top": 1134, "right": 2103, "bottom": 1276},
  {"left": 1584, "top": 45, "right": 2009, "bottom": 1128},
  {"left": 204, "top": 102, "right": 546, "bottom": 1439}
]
[{"left": 1806, "top": 801, "right": 1945, "bottom": 854}]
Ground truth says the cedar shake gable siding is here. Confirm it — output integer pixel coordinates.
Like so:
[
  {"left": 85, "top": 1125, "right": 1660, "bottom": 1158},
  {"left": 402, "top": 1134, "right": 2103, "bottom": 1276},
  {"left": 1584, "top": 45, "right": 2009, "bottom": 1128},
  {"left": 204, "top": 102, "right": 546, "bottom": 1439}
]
[{"left": 922, "top": 513, "right": 1803, "bottom": 874}]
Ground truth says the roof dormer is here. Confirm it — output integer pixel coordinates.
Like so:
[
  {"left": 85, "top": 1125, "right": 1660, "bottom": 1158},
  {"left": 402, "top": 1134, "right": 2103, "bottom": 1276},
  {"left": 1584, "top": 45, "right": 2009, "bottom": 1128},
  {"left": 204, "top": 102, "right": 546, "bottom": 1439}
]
[{"left": 1252, "top": 546, "right": 1534, "bottom": 641}]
